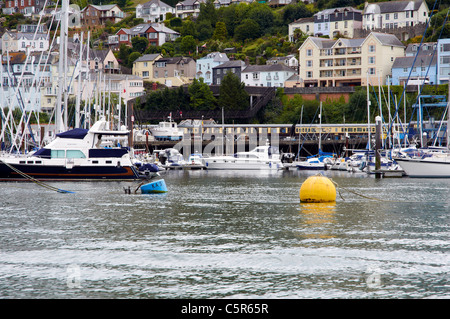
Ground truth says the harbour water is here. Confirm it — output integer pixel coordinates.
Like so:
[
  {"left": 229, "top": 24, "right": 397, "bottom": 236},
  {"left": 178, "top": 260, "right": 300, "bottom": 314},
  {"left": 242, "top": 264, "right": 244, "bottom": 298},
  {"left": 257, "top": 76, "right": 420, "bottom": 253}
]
[{"left": 0, "top": 169, "right": 448, "bottom": 299}]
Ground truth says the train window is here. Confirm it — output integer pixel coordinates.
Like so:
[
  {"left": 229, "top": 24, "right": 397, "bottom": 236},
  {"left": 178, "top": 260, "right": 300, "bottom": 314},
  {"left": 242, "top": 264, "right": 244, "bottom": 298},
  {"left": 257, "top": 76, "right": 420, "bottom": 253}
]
[
  {"left": 348, "top": 128, "right": 353, "bottom": 132},
  {"left": 357, "top": 128, "right": 362, "bottom": 132},
  {"left": 311, "top": 128, "right": 316, "bottom": 132}
]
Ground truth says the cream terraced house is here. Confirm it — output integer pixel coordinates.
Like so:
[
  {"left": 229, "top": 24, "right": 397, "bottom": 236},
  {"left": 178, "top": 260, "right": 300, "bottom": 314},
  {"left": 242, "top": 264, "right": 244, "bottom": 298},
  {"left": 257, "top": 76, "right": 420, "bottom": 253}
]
[
  {"left": 298, "top": 32, "right": 405, "bottom": 87},
  {"left": 132, "top": 53, "right": 162, "bottom": 81},
  {"left": 362, "top": 0, "right": 429, "bottom": 30}
]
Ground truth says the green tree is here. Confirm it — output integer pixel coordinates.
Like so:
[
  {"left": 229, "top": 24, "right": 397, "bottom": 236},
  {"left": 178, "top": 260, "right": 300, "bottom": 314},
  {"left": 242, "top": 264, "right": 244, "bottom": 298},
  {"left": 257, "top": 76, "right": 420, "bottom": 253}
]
[
  {"left": 218, "top": 71, "right": 249, "bottom": 111},
  {"left": 197, "top": 0, "right": 217, "bottom": 27},
  {"left": 248, "top": 3, "right": 274, "bottom": 33},
  {"left": 234, "top": 19, "right": 261, "bottom": 42},
  {"left": 131, "top": 36, "right": 149, "bottom": 54},
  {"left": 212, "top": 21, "right": 228, "bottom": 41},
  {"left": 128, "top": 52, "right": 142, "bottom": 68},
  {"left": 188, "top": 78, "right": 217, "bottom": 110},
  {"left": 181, "top": 35, "right": 197, "bottom": 55},
  {"left": 181, "top": 20, "right": 198, "bottom": 37},
  {"left": 196, "top": 20, "right": 213, "bottom": 41}
]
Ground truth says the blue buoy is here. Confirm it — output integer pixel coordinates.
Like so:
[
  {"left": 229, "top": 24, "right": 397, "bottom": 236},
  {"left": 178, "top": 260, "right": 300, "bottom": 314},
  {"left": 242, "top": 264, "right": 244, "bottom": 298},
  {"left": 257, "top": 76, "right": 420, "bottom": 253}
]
[{"left": 140, "top": 179, "right": 168, "bottom": 194}]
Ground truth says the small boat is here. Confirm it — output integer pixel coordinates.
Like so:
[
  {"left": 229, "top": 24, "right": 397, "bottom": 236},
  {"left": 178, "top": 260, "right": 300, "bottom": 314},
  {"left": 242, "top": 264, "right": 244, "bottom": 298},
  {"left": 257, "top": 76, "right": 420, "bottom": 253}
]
[
  {"left": 294, "top": 155, "right": 331, "bottom": 170},
  {"left": 185, "top": 153, "right": 205, "bottom": 169},
  {"left": 202, "top": 142, "right": 284, "bottom": 170},
  {"left": 149, "top": 115, "right": 183, "bottom": 141},
  {"left": 140, "top": 179, "right": 168, "bottom": 194}
]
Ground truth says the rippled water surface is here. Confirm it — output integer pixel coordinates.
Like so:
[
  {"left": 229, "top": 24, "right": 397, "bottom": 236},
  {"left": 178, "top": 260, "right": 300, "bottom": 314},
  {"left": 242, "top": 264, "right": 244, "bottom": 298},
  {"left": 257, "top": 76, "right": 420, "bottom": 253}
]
[{"left": 0, "top": 170, "right": 449, "bottom": 299}]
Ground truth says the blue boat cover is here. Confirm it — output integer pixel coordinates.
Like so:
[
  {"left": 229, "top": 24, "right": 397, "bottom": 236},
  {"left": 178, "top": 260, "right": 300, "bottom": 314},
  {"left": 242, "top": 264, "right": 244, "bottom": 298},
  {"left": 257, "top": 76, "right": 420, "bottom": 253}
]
[
  {"left": 89, "top": 148, "right": 128, "bottom": 158},
  {"left": 56, "top": 128, "right": 89, "bottom": 139},
  {"left": 33, "top": 148, "right": 51, "bottom": 158}
]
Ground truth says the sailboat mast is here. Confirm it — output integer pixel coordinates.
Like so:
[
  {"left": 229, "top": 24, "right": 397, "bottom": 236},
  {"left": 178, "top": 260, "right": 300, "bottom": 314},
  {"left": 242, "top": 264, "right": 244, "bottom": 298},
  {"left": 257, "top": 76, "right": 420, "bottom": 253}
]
[
  {"left": 56, "top": 0, "right": 69, "bottom": 133},
  {"left": 319, "top": 101, "right": 322, "bottom": 152},
  {"left": 366, "top": 71, "right": 371, "bottom": 150}
]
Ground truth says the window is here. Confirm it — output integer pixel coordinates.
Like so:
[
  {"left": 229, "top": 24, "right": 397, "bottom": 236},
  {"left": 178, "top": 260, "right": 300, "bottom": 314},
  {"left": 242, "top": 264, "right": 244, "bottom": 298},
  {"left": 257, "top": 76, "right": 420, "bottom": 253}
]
[
  {"left": 369, "top": 68, "right": 375, "bottom": 75},
  {"left": 386, "top": 14, "right": 389, "bottom": 20},
  {"left": 369, "top": 56, "right": 375, "bottom": 64},
  {"left": 51, "top": 150, "right": 65, "bottom": 158},
  {"left": 306, "top": 60, "right": 313, "bottom": 67},
  {"left": 406, "top": 12, "right": 409, "bottom": 18},
  {"left": 143, "top": 71, "right": 149, "bottom": 77},
  {"left": 394, "top": 13, "right": 398, "bottom": 19},
  {"left": 252, "top": 72, "right": 259, "bottom": 80},
  {"left": 306, "top": 49, "right": 312, "bottom": 56},
  {"left": 306, "top": 71, "right": 312, "bottom": 78},
  {"left": 154, "top": 71, "right": 158, "bottom": 78},
  {"left": 369, "top": 45, "right": 375, "bottom": 52},
  {"left": 66, "top": 150, "right": 86, "bottom": 159}
]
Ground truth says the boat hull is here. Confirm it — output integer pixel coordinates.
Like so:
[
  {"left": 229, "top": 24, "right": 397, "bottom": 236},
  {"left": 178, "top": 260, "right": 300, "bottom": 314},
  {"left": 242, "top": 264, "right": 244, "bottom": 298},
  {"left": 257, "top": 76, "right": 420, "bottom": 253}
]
[
  {"left": 0, "top": 162, "right": 140, "bottom": 181},
  {"left": 395, "top": 157, "right": 450, "bottom": 178},
  {"left": 141, "top": 179, "right": 168, "bottom": 194},
  {"left": 203, "top": 160, "right": 283, "bottom": 170}
]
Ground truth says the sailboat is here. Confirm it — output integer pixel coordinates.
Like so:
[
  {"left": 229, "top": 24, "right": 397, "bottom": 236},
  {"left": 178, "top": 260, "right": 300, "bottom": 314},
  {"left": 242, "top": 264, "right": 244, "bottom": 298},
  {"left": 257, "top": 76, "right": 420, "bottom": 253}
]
[
  {"left": 0, "top": 0, "right": 140, "bottom": 181},
  {"left": 293, "top": 102, "right": 334, "bottom": 170}
]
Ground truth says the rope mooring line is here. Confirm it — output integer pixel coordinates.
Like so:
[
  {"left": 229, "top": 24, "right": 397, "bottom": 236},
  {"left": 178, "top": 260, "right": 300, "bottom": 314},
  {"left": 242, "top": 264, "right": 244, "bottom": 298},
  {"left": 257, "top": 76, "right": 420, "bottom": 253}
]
[
  {"left": 0, "top": 159, "right": 74, "bottom": 194},
  {"left": 329, "top": 178, "right": 400, "bottom": 202}
]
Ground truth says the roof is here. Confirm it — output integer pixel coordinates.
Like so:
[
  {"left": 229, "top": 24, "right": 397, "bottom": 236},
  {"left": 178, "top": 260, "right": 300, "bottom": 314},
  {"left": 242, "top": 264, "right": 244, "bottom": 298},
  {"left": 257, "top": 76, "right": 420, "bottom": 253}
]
[
  {"left": 155, "top": 56, "right": 193, "bottom": 64},
  {"left": 406, "top": 42, "right": 436, "bottom": 55},
  {"left": 333, "top": 38, "right": 365, "bottom": 48},
  {"left": 82, "top": 4, "right": 119, "bottom": 12},
  {"left": 392, "top": 55, "right": 437, "bottom": 69},
  {"left": 364, "top": 0, "right": 424, "bottom": 14},
  {"left": 315, "top": 6, "right": 363, "bottom": 16},
  {"left": 290, "top": 17, "right": 314, "bottom": 25},
  {"left": 139, "top": 0, "right": 174, "bottom": 9},
  {"left": 198, "top": 52, "right": 229, "bottom": 62},
  {"left": 242, "top": 64, "right": 295, "bottom": 73},
  {"left": 134, "top": 54, "right": 162, "bottom": 63},
  {"left": 308, "top": 37, "right": 337, "bottom": 49},
  {"left": 370, "top": 32, "right": 405, "bottom": 47},
  {"left": 149, "top": 23, "right": 179, "bottom": 35},
  {"left": 213, "top": 60, "right": 246, "bottom": 69}
]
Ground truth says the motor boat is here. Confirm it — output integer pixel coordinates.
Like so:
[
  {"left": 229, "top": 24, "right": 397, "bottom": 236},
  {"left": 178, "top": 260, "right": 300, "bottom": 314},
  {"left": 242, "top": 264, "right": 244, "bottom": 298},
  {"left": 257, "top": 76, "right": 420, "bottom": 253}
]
[
  {"left": 0, "top": 118, "right": 140, "bottom": 181},
  {"left": 202, "top": 143, "right": 284, "bottom": 170}
]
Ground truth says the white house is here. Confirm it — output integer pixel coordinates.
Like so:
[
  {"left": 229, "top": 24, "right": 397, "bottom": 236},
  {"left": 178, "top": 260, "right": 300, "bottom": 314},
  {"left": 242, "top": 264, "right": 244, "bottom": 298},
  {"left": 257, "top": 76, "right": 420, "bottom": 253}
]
[
  {"left": 196, "top": 52, "right": 229, "bottom": 85},
  {"left": 362, "top": 0, "right": 429, "bottom": 30},
  {"left": 175, "top": 0, "right": 205, "bottom": 19},
  {"left": 136, "top": 0, "right": 175, "bottom": 23},
  {"left": 2, "top": 29, "right": 49, "bottom": 53},
  {"left": 241, "top": 64, "right": 296, "bottom": 87}
]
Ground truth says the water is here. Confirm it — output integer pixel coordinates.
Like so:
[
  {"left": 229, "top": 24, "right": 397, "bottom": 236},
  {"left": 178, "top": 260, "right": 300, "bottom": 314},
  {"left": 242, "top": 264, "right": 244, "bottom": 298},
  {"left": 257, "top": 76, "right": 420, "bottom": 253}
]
[{"left": 0, "top": 169, "right": 449, "bottom": 299}]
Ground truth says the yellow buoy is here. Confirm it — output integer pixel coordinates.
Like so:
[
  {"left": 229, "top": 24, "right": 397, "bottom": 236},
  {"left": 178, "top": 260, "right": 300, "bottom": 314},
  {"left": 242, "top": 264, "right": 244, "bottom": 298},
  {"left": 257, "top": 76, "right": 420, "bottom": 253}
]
[{"left": 299, "top": 174, "right": 336, "bottom": 203}]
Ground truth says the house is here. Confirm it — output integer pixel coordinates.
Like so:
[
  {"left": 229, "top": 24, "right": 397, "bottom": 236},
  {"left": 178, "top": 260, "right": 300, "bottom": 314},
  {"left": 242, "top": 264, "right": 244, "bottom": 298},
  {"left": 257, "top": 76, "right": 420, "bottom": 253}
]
[
  {"left": 391, "top": 54, "right": 437, "bottom": 85},
  {"left": 147, "top": 23, "right": 180, "bottom": 47},
  {"left": 2, "top": 0, "right": 47, "bottom": 15},
  {"left": 212, "top": 60, "right": 246, "bottom": 85},
  {"left": 362, "top": 0, "right": 429, "bottom": 30},
  {"left": 314, "top": 6, "right": 363, "bottom": 38},
  {"left": 132, "top": 53, "right": 163, "bottom": 80},
  {"left": 80, "top": 4, "right": 124, "bottom": 30},
  {"left": 136, "top": 0, "right": 175, "bottom": 23},
  {"left": 113, "top": 23, "right": 179, "bottom": 48},
  {"left": 152, "top": 56, "right": 196, "bottom": 87},
  {"left": 266, "top": 54, "right": 298, "bottom": 72},
  {"left": 298, "top": 32, "right": 405, "bottom": 87},
  {"left": 1, "top": 51, "right": 51, "bottom": 111},
  {"left": 288, "top": 17, "right": 314, "bottom": 42},
  {"left": 437, "top": 38, "right": 450, "bottom": 84},
  {"left": 1, "top": 27, "right": 49, "bottom": 53},
  {"left": 405, "top": 42, "right": 436, "bottom": 56},
  {"left": 241, "top": 64, "right": 296, "bottom": 87},
  {"left": 175, "top": 0, "right": 205, "bottom": 19},
  {"left": 196, "top": 52, "right": 229, "bottom": 85},
  {"left": 115, "top": 24, "right": 153, "bottom": 47}
]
